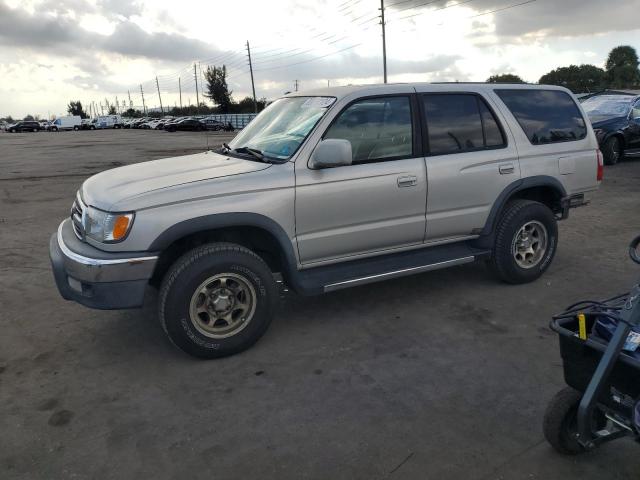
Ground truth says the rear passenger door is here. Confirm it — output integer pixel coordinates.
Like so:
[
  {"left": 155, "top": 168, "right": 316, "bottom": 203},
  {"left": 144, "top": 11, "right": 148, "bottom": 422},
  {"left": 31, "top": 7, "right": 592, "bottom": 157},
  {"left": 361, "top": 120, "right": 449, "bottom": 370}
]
[{"left": 417, "top": 91, "right": 520, "bottom": 242}]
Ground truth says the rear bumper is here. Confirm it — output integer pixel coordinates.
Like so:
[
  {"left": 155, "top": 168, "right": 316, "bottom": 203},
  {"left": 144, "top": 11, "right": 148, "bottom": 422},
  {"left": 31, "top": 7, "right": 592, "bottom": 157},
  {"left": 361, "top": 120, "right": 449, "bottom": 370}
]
[{"left": 49, "top": 219, "right": 158, "bottom": 309}]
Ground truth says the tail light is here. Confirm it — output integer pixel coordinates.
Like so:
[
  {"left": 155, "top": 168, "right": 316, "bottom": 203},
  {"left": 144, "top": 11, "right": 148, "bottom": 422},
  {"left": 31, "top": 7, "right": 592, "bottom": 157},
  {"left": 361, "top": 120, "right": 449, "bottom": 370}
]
[{"left": 596, "top": 149, "right": 604, "bottom": 182}]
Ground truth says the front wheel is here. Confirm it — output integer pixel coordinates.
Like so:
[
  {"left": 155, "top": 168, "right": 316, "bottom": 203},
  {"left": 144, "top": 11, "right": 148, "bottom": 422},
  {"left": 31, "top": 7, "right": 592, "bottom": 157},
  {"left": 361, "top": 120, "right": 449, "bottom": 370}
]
[
  {"left": 489, "top": 199, "right": 558, "bottom": 284},
  {"left": 159, "top": 243, "right": 277, "bottom": 358},
  {"left": 602, "top": 136, "right": 622, "bottom": 165},
  {"left": 90, "top": 125, "right": 96, "bottom": 130}
]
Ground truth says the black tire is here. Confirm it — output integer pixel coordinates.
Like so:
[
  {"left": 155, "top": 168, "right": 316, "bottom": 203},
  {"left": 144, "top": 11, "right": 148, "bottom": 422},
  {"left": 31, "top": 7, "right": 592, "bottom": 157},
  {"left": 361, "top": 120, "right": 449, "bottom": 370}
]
[
  {"left": 9, "top": 128, "right": 15, "bottom": 133},
  {"left": 543, "top": 387, "right": 607, "bottom": 455},
  {"left": 90, "top": 125, "right": 96, "bottom": 130},
  {"left": 159, "top": 243, "right": 277, "bottom": 359},
  {"left": 602, "top": 136, "right": 622, "bottom": 165},
  {"left": 489, "top": 199, "right": 558, "bottom": 284},
  {"left": 73, "top": 126, "right": 79, "bottom": 131}
]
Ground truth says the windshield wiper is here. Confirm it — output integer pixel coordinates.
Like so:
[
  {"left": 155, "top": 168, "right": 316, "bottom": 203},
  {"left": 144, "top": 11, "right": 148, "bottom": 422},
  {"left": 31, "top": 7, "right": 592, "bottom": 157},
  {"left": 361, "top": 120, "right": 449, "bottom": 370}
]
[{"left": 230, "top": 146, "right": 268, "bottom": 162}]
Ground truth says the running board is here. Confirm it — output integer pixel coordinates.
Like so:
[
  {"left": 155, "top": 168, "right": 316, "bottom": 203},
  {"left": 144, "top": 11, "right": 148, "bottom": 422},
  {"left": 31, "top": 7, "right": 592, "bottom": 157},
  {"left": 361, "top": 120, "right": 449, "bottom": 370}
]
[
  {"left": 293, "top": 242, "right": 490, "bottom": 295},
  {"left": 324, "top": 256, "right": 474, "bottom": 292}
]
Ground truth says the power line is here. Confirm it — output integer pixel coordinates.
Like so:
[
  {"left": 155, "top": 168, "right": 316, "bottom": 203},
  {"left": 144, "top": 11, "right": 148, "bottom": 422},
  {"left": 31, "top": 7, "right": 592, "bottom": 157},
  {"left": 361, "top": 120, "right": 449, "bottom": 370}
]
[{"left": 253, "top": 42, "right": 363, "bottom": 72}]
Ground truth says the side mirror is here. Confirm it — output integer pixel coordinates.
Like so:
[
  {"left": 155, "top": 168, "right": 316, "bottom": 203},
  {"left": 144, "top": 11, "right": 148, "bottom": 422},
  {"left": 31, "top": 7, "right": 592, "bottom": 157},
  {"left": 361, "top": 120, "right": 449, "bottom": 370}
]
[{"left": 309, "top": 139, "right": 353, "bottom": 169}]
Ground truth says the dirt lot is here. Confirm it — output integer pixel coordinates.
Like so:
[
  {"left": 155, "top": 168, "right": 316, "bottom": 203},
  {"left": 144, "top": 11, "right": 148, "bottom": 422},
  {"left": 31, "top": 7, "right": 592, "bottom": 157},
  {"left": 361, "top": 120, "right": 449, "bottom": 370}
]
[{"left": 1, "top": 129, "right": 639, "bottom": 479}]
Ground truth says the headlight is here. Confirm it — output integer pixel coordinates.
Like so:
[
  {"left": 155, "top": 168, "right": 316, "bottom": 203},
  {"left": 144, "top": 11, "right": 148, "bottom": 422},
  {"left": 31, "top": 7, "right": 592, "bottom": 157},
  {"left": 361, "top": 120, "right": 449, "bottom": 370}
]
[{"left": 85, "top": 206, "right": 134, "bottom": 243}]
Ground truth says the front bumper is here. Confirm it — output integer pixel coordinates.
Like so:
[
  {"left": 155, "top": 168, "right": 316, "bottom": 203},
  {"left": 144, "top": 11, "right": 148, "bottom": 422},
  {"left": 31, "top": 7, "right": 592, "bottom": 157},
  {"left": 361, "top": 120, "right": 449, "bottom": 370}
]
[{"left": 49, "top": 219, "right": 158, "bottom": 309}]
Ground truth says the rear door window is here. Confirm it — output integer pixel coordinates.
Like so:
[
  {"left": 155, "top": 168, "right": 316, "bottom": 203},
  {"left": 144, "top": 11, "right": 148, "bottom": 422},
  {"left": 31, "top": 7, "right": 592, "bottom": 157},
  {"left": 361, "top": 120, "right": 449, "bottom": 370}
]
[
  {"left": 495, "top": 89, "right": 587, "bottom": 145},
  {"left": 422, "top": 94, "right": 505, "bottom": 155}
]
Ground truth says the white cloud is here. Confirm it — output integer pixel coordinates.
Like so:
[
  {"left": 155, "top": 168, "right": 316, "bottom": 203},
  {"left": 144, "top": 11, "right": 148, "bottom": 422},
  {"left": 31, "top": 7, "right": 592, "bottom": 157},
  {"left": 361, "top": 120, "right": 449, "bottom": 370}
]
[{"left": 0, "top": 0, "right": 639, "bottom": 118}]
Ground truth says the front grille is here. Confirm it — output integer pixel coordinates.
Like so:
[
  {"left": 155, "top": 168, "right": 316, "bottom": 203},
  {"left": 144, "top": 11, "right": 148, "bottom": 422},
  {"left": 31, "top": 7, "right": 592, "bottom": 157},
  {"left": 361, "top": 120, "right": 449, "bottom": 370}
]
[{"left": 71, "top": 191, "right": 85, "bottom": 240}]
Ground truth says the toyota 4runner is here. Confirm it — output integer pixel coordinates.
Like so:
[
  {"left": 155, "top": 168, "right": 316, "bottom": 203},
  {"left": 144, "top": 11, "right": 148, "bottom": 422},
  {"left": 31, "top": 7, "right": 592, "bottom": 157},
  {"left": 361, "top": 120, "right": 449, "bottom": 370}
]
[{"left": 50, "top": 83, "right": 603, "bottom": 358}]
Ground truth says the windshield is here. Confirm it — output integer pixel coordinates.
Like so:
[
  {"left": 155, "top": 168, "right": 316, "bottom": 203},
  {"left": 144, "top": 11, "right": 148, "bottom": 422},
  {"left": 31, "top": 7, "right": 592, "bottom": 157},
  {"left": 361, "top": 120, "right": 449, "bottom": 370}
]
[
  {"left": 228, "top": 96, "right": 336, "bottom": 160},
  {"left": 582, "top": 95, "right": 633, "bottom": 117}
]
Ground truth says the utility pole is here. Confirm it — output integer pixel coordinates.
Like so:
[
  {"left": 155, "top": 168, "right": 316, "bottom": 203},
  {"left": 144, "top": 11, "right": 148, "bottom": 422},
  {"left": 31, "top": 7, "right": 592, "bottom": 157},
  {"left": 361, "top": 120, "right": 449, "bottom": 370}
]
[
  {"left": 246, "top": 40, "right": 257, "bottom": 113},
  {"left": 155, "top": 76, "right": 164, "bottom": 114},
  {"left": 178, "top": 77, "right": 182, "bottom": 109},
  {"left": 294, "top": 79, "right": 299, "bottom": 92},
  {"left": 194, "top": 63, "right": 200, "bottom": 114},
  {"left": 380, "top": 0, "right": 387, "bottom": 84},
  {"left": 127, "top": 90, "right": 132, "bottom": 109},
  {"left": 115, "top": 96, "right": 119, "bottom": 114},
  {"left": 140, "top": 84, "right": 146, "bottom": 115}
]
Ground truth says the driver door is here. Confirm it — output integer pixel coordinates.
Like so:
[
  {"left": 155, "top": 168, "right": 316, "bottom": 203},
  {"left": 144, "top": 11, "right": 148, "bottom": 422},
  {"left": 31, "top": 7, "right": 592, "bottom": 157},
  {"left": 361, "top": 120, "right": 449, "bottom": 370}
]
[{"left": 295, "top": 95, "right": 427, "bottom": 265}]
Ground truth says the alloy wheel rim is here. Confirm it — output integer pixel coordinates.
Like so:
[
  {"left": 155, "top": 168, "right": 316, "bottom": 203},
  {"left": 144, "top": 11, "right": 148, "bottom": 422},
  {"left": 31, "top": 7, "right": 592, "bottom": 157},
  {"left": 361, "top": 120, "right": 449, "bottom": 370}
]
[
  {"left": 189, "top": 273, "right": 256, "bottom": 339},
  {"left": 512, "top": 220, "right": 548, "bottom": 269}
]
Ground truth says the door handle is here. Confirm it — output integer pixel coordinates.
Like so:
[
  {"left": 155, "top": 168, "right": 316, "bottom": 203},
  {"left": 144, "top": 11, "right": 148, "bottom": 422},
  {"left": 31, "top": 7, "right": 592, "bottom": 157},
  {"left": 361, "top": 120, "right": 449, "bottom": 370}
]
[
  {"left": 499, "top": 163, "right": 515, "bottom": 175},
  {"left": 397, "top": 175, "right": 418, "bottom": 187}
]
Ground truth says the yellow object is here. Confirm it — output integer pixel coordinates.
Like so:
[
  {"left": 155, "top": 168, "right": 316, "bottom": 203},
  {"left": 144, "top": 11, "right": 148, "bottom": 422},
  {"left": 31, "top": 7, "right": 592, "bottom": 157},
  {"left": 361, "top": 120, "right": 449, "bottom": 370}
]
[{"left": 578, "top": 313, "right": 587, "bottom": 340}]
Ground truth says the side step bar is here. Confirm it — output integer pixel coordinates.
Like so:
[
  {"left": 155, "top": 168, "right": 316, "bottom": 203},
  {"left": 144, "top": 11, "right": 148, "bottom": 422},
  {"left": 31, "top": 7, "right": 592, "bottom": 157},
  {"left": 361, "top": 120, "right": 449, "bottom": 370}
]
[
  {"left": 292, "top": 242, "right": 490, "bottom": 295},
  {"left": 324, "top": 256, "right": 475, "bottom": 292}
]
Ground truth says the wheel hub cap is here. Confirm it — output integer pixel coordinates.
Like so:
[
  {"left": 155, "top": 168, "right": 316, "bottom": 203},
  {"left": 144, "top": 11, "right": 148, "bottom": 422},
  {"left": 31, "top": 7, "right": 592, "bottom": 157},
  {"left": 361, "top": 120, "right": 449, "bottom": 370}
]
[
  {"left": 189, "top": 273, "right": 257, "bottom": 339},
  {"left": 512, "top": 220, "right": 548, "bottom": 269}
]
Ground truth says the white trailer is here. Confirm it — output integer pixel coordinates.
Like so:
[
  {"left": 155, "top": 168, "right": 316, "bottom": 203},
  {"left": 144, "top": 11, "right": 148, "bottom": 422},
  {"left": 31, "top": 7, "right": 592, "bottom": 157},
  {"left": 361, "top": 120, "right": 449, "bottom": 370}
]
[{"left": 49, "top": 116, "right": 82, "bottom": 131}]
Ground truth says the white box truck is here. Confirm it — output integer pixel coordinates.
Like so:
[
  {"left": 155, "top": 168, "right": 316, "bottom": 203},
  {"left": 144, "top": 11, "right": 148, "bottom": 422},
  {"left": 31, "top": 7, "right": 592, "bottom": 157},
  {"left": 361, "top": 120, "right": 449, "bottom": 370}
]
[
  {"left": 89, "top": 115, "right": 124, "bottom": 129},
  {"left": 49, "top": 116, "right": 82, "bottom": 131}
]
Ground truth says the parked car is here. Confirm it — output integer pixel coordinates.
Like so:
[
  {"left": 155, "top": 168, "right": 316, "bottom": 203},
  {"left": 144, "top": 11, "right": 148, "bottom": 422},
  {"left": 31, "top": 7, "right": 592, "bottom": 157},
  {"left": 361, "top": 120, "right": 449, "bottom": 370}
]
[
  {"left": 202, "top": 118, "right": 225, "bottom": 131},
  {"left": 6, "top": 121, "right": 42, "bottom": 132},
  {"left": 48, "top": 116, "right": 82, "bottom": 132},
  {"left": 50, "top": 83, "right": 601, "bottom": 358},
  {"left": 79, "top": 119, "right": 93, "bottom": 130},
  {"left": 164, "top": 118, "right": 205, "bottom": 132},
  {"left": 581, "top": 92, "right": 640, "bottom": 165}
]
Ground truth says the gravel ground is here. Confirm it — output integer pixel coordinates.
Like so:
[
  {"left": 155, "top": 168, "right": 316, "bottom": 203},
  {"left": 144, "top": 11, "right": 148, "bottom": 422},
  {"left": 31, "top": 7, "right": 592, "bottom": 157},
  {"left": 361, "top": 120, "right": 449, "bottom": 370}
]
[{"left": 1, "top": 129, "right": 639, "bottom": 480}]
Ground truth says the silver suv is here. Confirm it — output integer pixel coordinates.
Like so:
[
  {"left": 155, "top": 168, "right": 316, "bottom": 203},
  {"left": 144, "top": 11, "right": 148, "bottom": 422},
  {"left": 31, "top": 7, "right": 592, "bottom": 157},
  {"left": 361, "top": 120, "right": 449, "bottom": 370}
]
[{"left": 49, "top": 83, "right": 603, "bottom": 358}]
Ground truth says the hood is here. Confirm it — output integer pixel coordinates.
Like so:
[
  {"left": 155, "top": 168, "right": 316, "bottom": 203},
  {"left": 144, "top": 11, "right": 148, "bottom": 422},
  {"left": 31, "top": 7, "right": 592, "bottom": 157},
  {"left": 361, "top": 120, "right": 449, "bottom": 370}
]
[
  {"left": 588, "top": 114, "right": 627, "bottom": 129},
  {"left": 82, "top": 150, "right": 271, "bottom": 211}
]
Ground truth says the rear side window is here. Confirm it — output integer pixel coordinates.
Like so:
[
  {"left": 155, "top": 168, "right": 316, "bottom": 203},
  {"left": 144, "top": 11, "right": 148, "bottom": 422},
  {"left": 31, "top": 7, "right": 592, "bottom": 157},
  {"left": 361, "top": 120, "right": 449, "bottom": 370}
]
[
  {"left": 324, "top": 96, "right": 413, "bottom": 164},
  {"left": 422, "top": 94, "right": 506, "bottom": 155},
  {"left": 495, "top": 89, "right": 586, "bottom": 145}
]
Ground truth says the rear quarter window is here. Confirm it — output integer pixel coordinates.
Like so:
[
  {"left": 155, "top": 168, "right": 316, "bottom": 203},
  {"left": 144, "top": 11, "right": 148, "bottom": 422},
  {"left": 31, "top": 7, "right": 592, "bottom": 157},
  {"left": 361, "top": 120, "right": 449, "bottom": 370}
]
[{"left": 495, "top": 89, "right": 587, "bottom": 145}]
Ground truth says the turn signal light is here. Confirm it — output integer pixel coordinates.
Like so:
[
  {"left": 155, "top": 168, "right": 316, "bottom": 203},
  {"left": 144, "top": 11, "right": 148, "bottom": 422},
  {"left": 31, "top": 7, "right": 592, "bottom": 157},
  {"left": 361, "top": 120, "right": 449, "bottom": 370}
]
[{"left": 112, "top": 215, "right": 131, "bottom": 241}]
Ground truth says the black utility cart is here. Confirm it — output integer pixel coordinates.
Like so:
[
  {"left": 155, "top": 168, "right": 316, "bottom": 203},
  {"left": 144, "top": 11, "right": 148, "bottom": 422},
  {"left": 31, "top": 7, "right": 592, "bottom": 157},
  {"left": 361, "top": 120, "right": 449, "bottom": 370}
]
[{"left": 544, "top": 236, "right": 640, "bottom": 454}]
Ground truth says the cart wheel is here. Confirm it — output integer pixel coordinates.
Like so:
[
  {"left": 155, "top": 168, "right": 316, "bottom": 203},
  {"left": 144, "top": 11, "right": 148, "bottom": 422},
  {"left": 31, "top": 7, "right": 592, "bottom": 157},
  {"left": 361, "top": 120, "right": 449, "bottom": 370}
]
[{"left": 543, "top": 387, "right": 606, "bottom": 455}]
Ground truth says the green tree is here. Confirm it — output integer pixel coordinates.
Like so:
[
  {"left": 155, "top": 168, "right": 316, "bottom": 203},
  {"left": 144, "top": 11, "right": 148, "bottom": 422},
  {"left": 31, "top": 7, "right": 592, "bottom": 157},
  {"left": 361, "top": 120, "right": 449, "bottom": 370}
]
[
  {"left": 1, "top": 115, "right": 14, "bottom": 123},
  {"left": 232, "top": 96, "right": 266, "bottom": 113},
  {"left": 67, "top": 100, "right": 88, "bottom": 118},
  {"left": 124, "top": 108, "right": 142, "bottom": 118},
  {"left": 539, "top": 64, "right": 607, "bottom": 93},
  {"left": 486, "top": 73, "right": 524, "bottom": 83},
  {"left": 23, "top": 114, "right": 34, "bottom": 121},
  {"left": 605, "top": 46, "right": 640, "bottom": 88},
  {"left": 204, "top": 65, "right": 233, "bottom": 113},
  {"left": 107, "top": 105, "right": 117, "bottom": 115}
]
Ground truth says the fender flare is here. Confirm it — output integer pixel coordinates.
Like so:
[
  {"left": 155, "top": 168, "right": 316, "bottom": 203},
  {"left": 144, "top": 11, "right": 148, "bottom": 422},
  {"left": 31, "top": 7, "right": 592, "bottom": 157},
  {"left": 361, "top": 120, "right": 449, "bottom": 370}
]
[
  {"left": 479, "top": 175, "right": 567, "bottom": 237},
  {"left": 148, "top": 212, "right": 300, "bottom": 285}
]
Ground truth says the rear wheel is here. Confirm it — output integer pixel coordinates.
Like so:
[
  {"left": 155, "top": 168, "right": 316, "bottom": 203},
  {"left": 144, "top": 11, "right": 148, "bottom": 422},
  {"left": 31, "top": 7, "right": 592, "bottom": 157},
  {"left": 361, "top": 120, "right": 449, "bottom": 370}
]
[
  {"left": 602, "top": 136, "right": 622, "bottom": 165},
  {"left": 159, "top": 243, "right": 277, "bottom": 358},
  {"left": 543, "top": 387, "right": 607, "bottom": 455},
  {"left": 489, "top": 199, "right": 558, "bottom": 284},
  {"left": 73, "top": 126, "right": 79, "bottom": 131},
  {"left": 90, "top": 125, "right": 96, "bottom": 130}
]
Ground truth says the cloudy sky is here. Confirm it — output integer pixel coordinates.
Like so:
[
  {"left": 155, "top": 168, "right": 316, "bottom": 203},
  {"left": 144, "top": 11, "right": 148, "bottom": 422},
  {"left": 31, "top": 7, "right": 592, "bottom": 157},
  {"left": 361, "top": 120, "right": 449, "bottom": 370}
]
[{"left": 1, "top": 0, "right": 639, "bottom": 118}]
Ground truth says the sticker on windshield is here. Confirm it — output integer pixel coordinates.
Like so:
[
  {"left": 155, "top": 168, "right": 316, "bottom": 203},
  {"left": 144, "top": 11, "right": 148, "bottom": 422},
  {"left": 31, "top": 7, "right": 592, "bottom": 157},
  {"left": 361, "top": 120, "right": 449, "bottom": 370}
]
[{"left": 301, "top": 97, "right": 336, "bottom": 109}]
